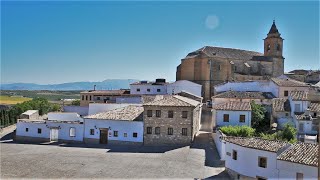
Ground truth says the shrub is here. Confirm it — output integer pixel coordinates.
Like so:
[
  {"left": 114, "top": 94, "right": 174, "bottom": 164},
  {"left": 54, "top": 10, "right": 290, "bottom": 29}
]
[{"left": 220, "top": 125, "right": 255, "bottom": 137}]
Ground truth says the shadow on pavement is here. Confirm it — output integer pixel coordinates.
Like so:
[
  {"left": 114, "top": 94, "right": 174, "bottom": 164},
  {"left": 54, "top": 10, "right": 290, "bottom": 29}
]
[
  {"left": 0, "top": 131, "right": 14, "bottom": 141},
  {"left": 203, "top": 170, "right": 230, "bottom": 180},
  {"left": 190, "top": 132, "right": 225, "bottom": 168}
]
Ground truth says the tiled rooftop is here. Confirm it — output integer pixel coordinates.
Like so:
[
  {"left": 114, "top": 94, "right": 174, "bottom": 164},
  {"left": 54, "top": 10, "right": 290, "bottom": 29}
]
[
  {"left": 271, "top": 77, "right": 308, "bottom": 87},
  {"left": 143, "top": 95, "right": 200, "bottom": 107},
  {"left": 295, "top": 114, "right": 313, "bottom": 121},
  {"left": 277, "top": 143, "right": 318, "bottom": 167},
  {"left": 85, "top": 105, "right": 143, "bottom": 121},
  {"left": 272, "top": 98, "right": 291, "bottom": 112},
  {"left": 141, "top": 95, "right": 166, "bottom": 104},
  {"left": 212, "top": 91, "right": 275, "bottom": 99},
  {"left": 213, "top": 101, "right": 251, "bottom": 111},
  {"left": 223, "top": 136, "right": 289, "bottom": 153},
  {"left": 310, "top": 103, "right": 320, "bottom": 112},
  {"left": 80, "top": 90, "right": 130, "bottom": 95},
  {"left": 185, "top": 46, "right": 263, "bottom": 60},
  {"left": 290, "top": 91, "right": 308, "bottom": 101}
]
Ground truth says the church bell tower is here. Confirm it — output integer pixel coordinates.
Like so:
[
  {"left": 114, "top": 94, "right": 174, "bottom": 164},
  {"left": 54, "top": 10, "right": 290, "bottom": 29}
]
[{"left": 264, "top": 20, "right": 283, "bottom": 57}]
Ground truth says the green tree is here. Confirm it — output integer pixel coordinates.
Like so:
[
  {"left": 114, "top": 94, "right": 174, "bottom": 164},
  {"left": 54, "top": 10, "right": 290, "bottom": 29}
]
[
  {"left": 220, "top": 125, "right": 255, "bottom": 137},
  {"left": 251, "top": 101, "right": 269, "bottom": 132},
  {"left": 71, "top": 99, "right": 81, "bottom": 106}
]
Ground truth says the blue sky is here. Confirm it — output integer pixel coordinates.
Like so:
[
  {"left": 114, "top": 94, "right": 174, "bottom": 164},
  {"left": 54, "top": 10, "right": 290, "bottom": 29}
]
[{"left": 1, "top": 1, "right": 319, "bottom": 84}]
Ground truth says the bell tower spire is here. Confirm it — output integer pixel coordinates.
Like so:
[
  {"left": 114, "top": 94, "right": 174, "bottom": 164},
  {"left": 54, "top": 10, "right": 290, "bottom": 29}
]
[{"left": 264, "top": 20, "right": 283, "bottom": 57}]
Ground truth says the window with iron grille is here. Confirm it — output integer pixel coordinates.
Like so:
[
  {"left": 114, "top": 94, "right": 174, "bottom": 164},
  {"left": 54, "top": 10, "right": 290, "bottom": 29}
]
[
  {"left": 156, "top": 110, "right": 161, "bottom": 117},
  {"left": 239, "top": 115, "right": 245, "bottom": 123},
  {"left": 182, "top": 128, "right": 187, "bottom": 136},
  {"left": 147, "top": 110, "right": 152, "bottom": 117},
  {"left": 168, "top": 128, "right": 173, "bottom": 135},
  {"left": 38, "top": 128, "right": 42, "bottom": 134},
  {"left": 90, "top": 129, "right": 94, "bottom": 135},
  {"left": 223, "top": 114, "right": 229, "bottom": 122},
  {"left": 133, "top": 132, "right": 138, "bottom": 138},
  {"left": 147, "top": 127, "right": 152, "bottom": 134},
  {"left": 114, "top": 131, "right": 118, "bottom": 137}
]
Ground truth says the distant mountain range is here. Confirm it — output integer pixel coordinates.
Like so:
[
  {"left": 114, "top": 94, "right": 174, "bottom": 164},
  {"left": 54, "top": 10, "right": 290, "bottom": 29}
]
[{"left": 0, "top": 79, "right": 139, "bottom": 90}]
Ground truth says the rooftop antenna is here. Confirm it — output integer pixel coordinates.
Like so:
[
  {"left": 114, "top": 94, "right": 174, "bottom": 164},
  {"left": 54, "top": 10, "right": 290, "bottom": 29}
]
[{"left": 93, "top": 85, "right": 96, "bottom": 91}]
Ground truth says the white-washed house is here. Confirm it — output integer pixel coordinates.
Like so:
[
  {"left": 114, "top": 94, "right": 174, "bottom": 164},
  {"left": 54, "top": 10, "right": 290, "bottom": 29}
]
[
  {"left": 271, "top": 98, "right": 293, "bottom": 129},
  {"left": 167, "top": 80, "right": 202, "bottom": 97},
  {"left": 84, "top": 105, "right": 144, "bottom": 145},
  {"left": 277, "top": 143, "right": 318, "bottom": 179},
  {"left": 212, "top": 101, "right": 252, "bottom": 127},
  {"left": 223, "top": 136, "right": 290, "bottom": 180}
]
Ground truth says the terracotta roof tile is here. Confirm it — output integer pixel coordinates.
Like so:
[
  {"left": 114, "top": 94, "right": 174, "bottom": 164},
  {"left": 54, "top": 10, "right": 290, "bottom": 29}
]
[
  {"left": 272, "top": 98, "right": 291, "bottom": 112},
  {"left": 290, "top": 91, "right": 308, "bottom": 101},
  {"left": 224, "top": 136, "right": 289, "bottom": 153},
  {"left": 213, "top": 101, "right": 251, "bottom": 111},
  {"left": 310, "top": 103, "right": 320, "bottom": 112},
  {"left": 213, "top": 91, "right": 275, "bottom": 99},
  {"left": 277, "top": 143, "right": 318, "bottom": 167},
  {"left": 271, "top": 78, "right": 308, "bottom": 87},
  {"left": 85, "top": 105, "right": 143, "bottom": 121},
  {"left": 143, "top": 95, "right": 200, "bottom": 107}
]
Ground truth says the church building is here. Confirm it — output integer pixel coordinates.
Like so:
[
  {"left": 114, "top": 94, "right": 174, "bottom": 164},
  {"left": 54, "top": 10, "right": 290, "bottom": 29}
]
[{"left": 176, "top": 21, "right": 285, "bottom": 100}]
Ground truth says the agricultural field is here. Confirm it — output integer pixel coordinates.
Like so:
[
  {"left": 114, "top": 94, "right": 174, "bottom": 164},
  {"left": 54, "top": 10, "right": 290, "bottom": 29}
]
[
  {"left": 0, "top": 90, "right": 80, "bottom": 104},
  {"left": 0, "top": 96, "right": 32, "bottom": 105}
]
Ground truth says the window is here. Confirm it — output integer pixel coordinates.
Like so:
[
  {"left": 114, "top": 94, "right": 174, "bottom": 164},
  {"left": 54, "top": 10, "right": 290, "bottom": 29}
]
[
  {"left": 218, "top": 65, "right": 221, "bottom": 71},
  {"left": 157, "top": 89, "right": 161, "bottom": 92},
  {"left": 239, "top": 115, "right": 246, "bottom": 123},
  {"left": 234, "top": 66, "right": 237, "bottom": 71},
  {"left": 232, "top": 150, "right": 237, "bottom": 160},
  {"left": 147, "top": 127, "right": 152, "bottom": 134},
  {"left": 147, "top": 110, "right": 152, "bottom": 117},
  {"left": 226, "top": 152, "right": 231, "bottom": 156},
  {"left": 137, "top": 88, "right": 140, "bottom": 92},
  {"left": 69, "top": 127, "right": 76, "bottom": 137},
  {"left": 223, "top": 114, "right": 229, "bottom": 122},
  {"left": 182, "top": 111, "right": 188, "bottom": 118},
  {"left": 299, "top": 123, "right": 304, "bottom": 131},
  {"left": 258, "top": 157, "right": 267, "bottom": 168},
  {"left": 97, "top": 97, "right": 101, "bottom": 100},
  {"left": 90, "top": 129, "right": 94, "bottom": 135},
  {"left": 124, "top": 133, "right": 127, "bottom": 137},
  {"left": 285, "top": 113, "right": 289, "bottom": 117},
  {"left": 114, "top": 131, "right": 118, "bottom": 137},
  {"left": 82, "top": 95, "right": 84, "bottom": 100},
  {"left": 168, "top": 128, "right": 173, "bottom": 135},
  {"left": 277, "top": 44, "right": 281, "bottom": 51},
  {"left": 296, "top": 172, "right": 303, "bottom": 180},
  {"left": 168, "top": 111, "right": 174, "bottom": 118},
  {"left": 133, "top": 132, "right": 138, "bottom": 138},
  {"left": 147, "top": 89, "right": 150, "bottom": 92},
  {"left": 38, "top": 128, "right": 42, "bottom": 134},
  {"left": 86, "top": 95, "right": 88, "bottom": 101},
  {"left": 257, "top": 177, "right": 267, "bottom": 180},
  {"left": 182, "top": 128, "right": 187, "bottom": 136},
  {"left": 25, "top": 128, "right": 29, "bottom": 132},
  {"left": 156, "top": 110, "right": 161, "bottom": 117},
  {"left": 284, "top": 90, "right": 289, "bottom": 97},
  {"left": 267, "top": 44, "right": 271, "bottom": 51},
  {"left": 295, "top": 104, "right": 301, "bottom": 112},
  {"left": 89, "top": 96, "right": 92, "bottom": 101},
  {"left": 314, "top": 112, "right": 317, "bottom": 117},
  {"left": 155, "top": 127, "right": 160, "bottom": 134}
]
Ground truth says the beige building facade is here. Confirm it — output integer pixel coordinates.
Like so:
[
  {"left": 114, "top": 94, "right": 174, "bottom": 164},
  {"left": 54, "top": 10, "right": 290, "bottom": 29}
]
[
  {"left": 143, "top": 95, "right": 202, "bottom": 146},
  {"left": 176, "top": 21, "right": 285, "bottom": 100}
]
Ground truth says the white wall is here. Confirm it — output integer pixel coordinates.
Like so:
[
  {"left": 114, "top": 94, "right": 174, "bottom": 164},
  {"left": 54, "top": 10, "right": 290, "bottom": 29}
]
[
  {"left": 88, "top": 103, "right": 138, "bottom": 115},
  {"left": 167, "top": 80, "right": 202, "bottom": 97},
  {"left": 16, "top": 121, "right": 49, "bottom": 139},
  {"left": 130, "top": 84, "right": 167, "bottom": 95},
  {"left": 116, "top": 96, "right": 142, "bottom": 104},
  {"left": 225, "top": 142, "right": 279, "bottom": 179},
  {"left": 63, "top": 106, "right": 89, "bottom": 116},
  {"left": 213, "top": 131, "right": 226, "bottom": 160},
  {"left": 215, "top": 81, "right": 278, "bottom": 98},
  {"left": 16, "top": 121, "right": 84, "bottom": 142},
  {"left": 214, "top": 110, "right": 251, "bottom": 127},
  {"left": 277, "top": 160, "right": 317, "bottom": 179},
  {"left": 48, "top": 112, "right": 83, "bottom": 122},
  {"left": 84, "top": 119, "right": 143, "bottom": 142}
]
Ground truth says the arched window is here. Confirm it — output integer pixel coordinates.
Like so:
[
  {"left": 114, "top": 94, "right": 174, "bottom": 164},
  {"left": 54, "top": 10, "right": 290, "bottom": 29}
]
[
  {"left": 267, "top": 44, "right": 271, "bottom": 51},
  {"left": 69, "top": 127, "right": 76, "bottom": 137},
  {"left": 277, "top": 44, "right": 281, "bottom": 51}
]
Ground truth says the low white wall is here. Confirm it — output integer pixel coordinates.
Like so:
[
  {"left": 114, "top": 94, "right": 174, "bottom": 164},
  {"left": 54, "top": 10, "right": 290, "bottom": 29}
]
[
  {"left": 167, "top": 80, "right": 202, "bottom": 97},
  {"left": 130, "top": 84, "right": 167, "bottom": 95},
  {"left": 88, "top": 103, "right": 138, "bottom": 115},
  {"left": 63, "top": 106, "right": 89, "bottom": 116},
  {"left": 84, "top": 119, "right": 143, "bottom": 142},
  {"left": 277, "top": 160, "right": 317, "bottom": 179},
  {"left": 16, "top": 121, "right": 49, "bottom": 139},
  {"left": 213, "top": 130, "right": 225, "bottom": 160},
  {"left": 47, "top": 121, "right": 84, "bottom": 142}
]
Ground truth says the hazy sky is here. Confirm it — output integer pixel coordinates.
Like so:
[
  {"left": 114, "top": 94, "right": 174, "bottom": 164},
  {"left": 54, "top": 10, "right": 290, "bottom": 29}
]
[{"left": 1, "top": 1, "right": 319, "bottom": 84}]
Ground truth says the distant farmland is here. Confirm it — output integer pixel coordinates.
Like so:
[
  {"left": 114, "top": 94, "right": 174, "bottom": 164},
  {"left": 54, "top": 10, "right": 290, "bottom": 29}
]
[{"left": 0, "top": 96, "right": 32, "bottom": 105}]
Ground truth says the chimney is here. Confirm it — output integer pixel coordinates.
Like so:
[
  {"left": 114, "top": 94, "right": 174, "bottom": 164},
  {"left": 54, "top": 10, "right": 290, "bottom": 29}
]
[{"left": 94, "top": 85, "right": 96, "bottom": 91}]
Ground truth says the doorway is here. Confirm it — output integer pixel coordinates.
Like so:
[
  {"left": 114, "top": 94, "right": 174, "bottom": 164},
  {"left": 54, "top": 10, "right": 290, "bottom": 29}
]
[
  {"left": 50, "top": 128, "right": 59, "bottom": 142},
  {"left": 99, "top": 128, "right": 108, "bottom": 144}
]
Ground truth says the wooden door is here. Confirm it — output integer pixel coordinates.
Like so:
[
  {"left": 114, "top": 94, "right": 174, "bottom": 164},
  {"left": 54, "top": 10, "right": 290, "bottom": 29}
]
[
  {"left": 50, "top": 128, "right": 59, "bottom": 142},
  {"left": 99, "top": 129, "right": 108, "bottom": 144}
]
